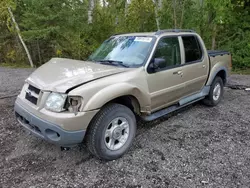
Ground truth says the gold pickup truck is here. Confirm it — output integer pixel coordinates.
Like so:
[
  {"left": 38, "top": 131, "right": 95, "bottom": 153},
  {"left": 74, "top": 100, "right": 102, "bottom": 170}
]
[{"left": 14, "top": 29, "right": 232, "bottom": 160}]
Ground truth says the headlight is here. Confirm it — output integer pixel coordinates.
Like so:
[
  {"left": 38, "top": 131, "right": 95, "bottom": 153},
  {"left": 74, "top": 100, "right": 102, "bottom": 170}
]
[{"left": 45, "top": 93, "right": 67, "bottom": 112}]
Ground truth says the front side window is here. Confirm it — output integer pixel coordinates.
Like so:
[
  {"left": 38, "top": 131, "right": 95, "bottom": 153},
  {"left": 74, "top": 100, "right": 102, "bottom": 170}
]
[
  {"left": 152, "top": 37, "right": 181, "bottom": 69},
  {"left": 182, "top": 36, "right": 202, "bottom": 63},
  {"left": 89, "top": 36, "right": 154, "bottom": 67}
]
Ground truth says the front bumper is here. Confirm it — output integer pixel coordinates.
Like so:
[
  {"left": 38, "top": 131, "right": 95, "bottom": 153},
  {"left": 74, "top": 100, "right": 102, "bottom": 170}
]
[{"left": 14, "top": 101, "right": 86, "bottom": 147}]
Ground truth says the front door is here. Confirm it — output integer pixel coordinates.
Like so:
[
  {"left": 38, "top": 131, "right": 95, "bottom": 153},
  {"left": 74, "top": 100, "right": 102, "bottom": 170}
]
[{"left": 146, "top": 36, "right": 185, "bottom": 112}]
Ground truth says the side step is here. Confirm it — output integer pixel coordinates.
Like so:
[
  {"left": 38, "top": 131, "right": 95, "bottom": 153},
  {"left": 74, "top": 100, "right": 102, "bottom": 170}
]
[
  {"left": 142, "top": 97, "right": 204, "bottom": 121},
  {"left": 142, "top": 86, "right": 210, "bottom": 121}
]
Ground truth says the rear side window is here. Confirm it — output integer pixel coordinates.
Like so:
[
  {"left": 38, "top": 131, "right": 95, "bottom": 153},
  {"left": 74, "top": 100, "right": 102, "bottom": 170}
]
[{"left": 182, "top": 36, "right": 202, "bottom": 63}]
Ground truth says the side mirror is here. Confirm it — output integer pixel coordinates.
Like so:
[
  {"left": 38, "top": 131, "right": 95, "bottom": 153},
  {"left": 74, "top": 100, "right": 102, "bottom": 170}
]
[{"left": 148, "top": 58, "right": 166, "bottom": 72}]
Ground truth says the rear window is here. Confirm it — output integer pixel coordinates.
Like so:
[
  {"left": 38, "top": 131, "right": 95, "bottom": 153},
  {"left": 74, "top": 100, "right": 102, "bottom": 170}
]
[{"left": 182, "top": 36, "right": 202, "bottom": 63}]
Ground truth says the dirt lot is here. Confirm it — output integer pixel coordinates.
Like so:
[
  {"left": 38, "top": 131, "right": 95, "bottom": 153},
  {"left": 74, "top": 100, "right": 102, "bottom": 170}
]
[{"left": 0, "top": 67, "right": 250, "bottom": 188}]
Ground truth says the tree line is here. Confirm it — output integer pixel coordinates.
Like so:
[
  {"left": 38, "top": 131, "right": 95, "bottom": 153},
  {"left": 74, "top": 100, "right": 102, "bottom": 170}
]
[{"left": 0, "top": 0, "right": 249, "bottom": 69}]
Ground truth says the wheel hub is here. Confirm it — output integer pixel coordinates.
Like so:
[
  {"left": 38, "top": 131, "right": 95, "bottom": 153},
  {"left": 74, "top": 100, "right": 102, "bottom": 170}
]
[
  {"left": 112, "top": 127, "right": 122, "bottom": 139},
  {"left": 104, "top": 117, "right": 130, "bottom": 151},
  {"left": 213, "top": 83, "right": 221, "bottom": 101}
]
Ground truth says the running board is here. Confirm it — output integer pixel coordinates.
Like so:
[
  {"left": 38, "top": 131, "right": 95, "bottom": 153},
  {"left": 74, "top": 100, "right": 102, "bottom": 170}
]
[{"left": 142, "top": 86, "right": 210, "bottom": 121}]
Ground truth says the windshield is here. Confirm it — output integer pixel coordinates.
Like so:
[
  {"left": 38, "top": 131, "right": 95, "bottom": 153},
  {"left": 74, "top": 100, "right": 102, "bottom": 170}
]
[{"left": 89, "top": 36, "right": 155, "bottom": 67}]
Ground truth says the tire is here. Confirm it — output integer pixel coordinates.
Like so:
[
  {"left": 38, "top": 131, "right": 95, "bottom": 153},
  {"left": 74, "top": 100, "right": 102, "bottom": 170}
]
[
  {"left": 203, "top": 76, "right": 224, "bottom": 106},
  {"left": 86, "top": 103, "right": 136, "bottom": 161}
]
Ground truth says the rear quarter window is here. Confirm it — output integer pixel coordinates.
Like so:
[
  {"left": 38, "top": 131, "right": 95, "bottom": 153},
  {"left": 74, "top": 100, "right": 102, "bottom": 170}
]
[{"left": 182, "top": 36, "right": 202, "bottom": 63}]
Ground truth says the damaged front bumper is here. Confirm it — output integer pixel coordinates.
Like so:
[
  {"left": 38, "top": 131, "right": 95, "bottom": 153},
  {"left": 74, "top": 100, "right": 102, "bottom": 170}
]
[{"left": 14, "top": 101, "right": 86, "bottom": 147}]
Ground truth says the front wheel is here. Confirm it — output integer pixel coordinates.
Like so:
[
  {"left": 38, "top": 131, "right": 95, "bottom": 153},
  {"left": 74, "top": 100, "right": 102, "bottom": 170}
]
[
  {"left": 203, "top": 76, "right": 224, "bottom": 106},
  {"left": 86, "top": 103, "right": 136, "bottom": 161}
]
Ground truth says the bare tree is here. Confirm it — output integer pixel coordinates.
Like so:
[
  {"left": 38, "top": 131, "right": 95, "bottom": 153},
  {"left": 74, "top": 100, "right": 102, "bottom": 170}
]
[
  {"left": 125, "top": 0, "right": 129, "bottom": 16},
  {"left": 152, "top": 0, "right": 160, "bottom": 31},
  {"left": 88, "top": 0, "right": 95, "bottom": 24},
  {"left": 211, "top": 24, "right": 217, "bottom": 50},
  {"left": 199, "top": 0, "right": 205, "bottom": 38},
  {"left": 172, "top": 0, "right": 177, "bottom": 28},
  {"left": 8, "top": 7, "right": 34, "bottom": 67},
  {"left": 158, "top": 0, "right": 163, "bottom": 8},
  {"left": 179, "top": 0, "right": 186, "bottom": 28},
  {"left": 207, "top": 4, "right": 217, "bottom": 50}
]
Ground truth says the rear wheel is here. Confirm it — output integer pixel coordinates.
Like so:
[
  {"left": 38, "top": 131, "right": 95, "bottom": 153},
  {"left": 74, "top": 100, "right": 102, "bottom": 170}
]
[
  {"left": 203, "top": 76, "right": 224, "bottom": 106},
  {"left": 86, "top": 103, "right": 136, "bottom": 161}
]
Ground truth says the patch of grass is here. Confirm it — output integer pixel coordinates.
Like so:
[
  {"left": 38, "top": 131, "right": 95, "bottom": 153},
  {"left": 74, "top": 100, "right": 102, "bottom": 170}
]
[
  {"left": 232, "top": 68, "right": 250, "bottom": 75},
  {"left": 0, "top": 62, "right": 31, "bottom": 68}
]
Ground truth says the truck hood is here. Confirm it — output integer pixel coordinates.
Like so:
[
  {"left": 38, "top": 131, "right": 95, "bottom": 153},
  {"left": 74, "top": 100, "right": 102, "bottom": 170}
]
[{"left": 27, "top": 58, "right": 127, "bottom": 93}]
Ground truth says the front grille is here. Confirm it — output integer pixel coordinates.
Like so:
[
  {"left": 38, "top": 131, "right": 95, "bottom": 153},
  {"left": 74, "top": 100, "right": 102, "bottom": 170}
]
[
  {"left": 28, "top": 84, "right": 40, "bottom": 95},
  {"left": 25, "top": 93, "right": 38, "bottom": 104},
  {"left": 25, "top": 84, "right": 40, "bottom": 105}
]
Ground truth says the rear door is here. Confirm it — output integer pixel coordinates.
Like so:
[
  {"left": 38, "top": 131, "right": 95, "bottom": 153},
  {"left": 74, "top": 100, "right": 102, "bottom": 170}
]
[
  {"left": 146, "top": 36, "right": 185, "bottom": 111},
  {"left": 180, "top": 35, "right": 209, "bottom": 97}
]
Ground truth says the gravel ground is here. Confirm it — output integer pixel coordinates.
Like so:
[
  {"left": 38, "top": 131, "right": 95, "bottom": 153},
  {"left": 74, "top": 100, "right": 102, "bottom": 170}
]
[{"left": 0, "top": 67, "right": 250, "bottom": 188}]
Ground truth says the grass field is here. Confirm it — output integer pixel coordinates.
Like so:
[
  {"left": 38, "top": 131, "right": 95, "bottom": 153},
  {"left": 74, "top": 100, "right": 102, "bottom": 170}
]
[{"left": 0, "top": 62, "right": 31, "bottom": 68}]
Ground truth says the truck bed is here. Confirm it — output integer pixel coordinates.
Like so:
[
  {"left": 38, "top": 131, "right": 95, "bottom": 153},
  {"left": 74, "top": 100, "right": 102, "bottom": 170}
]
[
  {"left": 208, "top": 50, "right": 230, "bottom": 57},
  {"left": 208, "top": 50, "right": 232, "bottom": 83}
]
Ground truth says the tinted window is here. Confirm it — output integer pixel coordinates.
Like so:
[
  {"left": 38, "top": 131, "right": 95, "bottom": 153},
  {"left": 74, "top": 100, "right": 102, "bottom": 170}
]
[
  {"left": 153, "top": 37, "right": 181, "bottom": 69},
  {"left": 182, "top": 36, "right": 202, "bottom": 63}
]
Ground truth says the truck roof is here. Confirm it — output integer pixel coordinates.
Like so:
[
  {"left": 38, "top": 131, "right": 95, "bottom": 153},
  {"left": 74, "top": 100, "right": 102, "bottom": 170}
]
[{"left": 114, "top": 29, "right": 196, "bottom": 37}]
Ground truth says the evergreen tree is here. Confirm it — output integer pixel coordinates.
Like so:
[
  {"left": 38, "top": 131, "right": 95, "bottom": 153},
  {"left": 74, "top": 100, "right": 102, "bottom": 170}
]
[{"left": 0, "top": 0, "right": 249, "bottom": 69}]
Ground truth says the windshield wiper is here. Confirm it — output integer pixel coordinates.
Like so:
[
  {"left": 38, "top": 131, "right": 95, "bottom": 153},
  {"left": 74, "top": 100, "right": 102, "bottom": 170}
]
[{"left": 98, "top": 60, "right": 129, "bottom": 68}]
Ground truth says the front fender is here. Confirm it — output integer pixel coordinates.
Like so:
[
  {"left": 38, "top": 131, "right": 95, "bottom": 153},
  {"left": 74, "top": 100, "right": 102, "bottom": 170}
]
[{"left": 82, "top": 83, "right": 150, "bottom": 111}]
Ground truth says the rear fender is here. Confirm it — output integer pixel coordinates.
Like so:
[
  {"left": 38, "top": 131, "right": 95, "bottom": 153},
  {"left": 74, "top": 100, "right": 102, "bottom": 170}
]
[{"left": 206, "top": 65, "right": 228, "bottom": 86}]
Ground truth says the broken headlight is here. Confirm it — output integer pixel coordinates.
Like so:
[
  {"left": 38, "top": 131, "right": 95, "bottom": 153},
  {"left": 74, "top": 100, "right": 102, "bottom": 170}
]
[{"left": 66, "top": 96, "right": 83, "bottom": 115}]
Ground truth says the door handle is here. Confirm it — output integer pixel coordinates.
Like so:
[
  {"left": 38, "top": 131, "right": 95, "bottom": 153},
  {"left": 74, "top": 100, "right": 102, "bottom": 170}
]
[
  {"left": 202, "top": 65, "right": 206, "bottom": 68},
  {"left": 173, "top": 70, "right": 183, "bottom": 75}
]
